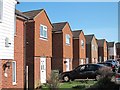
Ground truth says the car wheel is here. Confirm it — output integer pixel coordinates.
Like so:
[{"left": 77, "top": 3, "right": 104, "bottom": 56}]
[
  {"left": 63, "top": 75, "right": 70, "bottom": 82},
  {"left": 95, "top": 75, "right": 101, "bottom": 81}
]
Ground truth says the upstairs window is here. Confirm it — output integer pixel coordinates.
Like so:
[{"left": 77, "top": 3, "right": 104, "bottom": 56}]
[
  {"left": 40, "top": 24, "right": 47, "bottom": 39},
  {"left": 0, "top": 0, "right": 3, "bottom": 22},
  {"left": 66, "top": 34, "right": 70, "bottom": 45},
  {"left": 92, "top": 44, "right": 97, "bottom": 51},
  {"left": 92, "top": 44, "right": 94, "bottom": 50},
  {"left": 81, "top": 40, "right": 84, "bottom": 48},
  {"left": 105, "top": 47, "right": 107, "bottom": 52}
]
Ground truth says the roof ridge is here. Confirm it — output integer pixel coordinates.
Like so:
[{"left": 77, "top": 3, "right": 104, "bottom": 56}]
[
  {"left": 72, "top": 30, "right": 82, "bottom": 32},
  {"left": 52, "top": 21, "right": 68, "bottom": 24},
  {"left": 23, "top": 9, "right": 44, "bottom": 13}
]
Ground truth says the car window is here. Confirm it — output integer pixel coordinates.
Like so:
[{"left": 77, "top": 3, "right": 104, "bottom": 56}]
[
  {"left": 75, "top": 65, "right": 86, "bottom": 72},
  {"left": 80, "top": 65, "right": 86, "bottom": 71},
  {"left": 86, "top": 65, "right": 96, "bottom": 71}
]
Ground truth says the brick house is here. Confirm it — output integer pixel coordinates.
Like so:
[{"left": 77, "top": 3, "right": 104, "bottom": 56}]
[
  {"left": 0, "top": 0, "right": 18, "bottom": 89},
  {"left": 23, "top": 9, "right": 52, "bottom": 89},
  {"left": 85, "top": 34, "right": 98, "bottom": 64},
  {"left": 52, "top": 22, "right": 73, "bottom": 73},
  {"left": 72, "top": 30, "right": 86, "bottom": 69},
  {"left": 116, "top": 42, "right": 120, "bottom": 60},
  {"left": 14, "top": 10, "right": 29, "bottom": 89},
  {"left": 97, "top": 39, "right": 107, "bottom": 62},
  {"left": 107, "top": 42, "right": 116, "bottom": 59}
]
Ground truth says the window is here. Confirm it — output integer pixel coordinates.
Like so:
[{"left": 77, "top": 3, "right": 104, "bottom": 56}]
[
  {"left": 0, "top": 0, "right": 3, "bottom": 22},
  {"left": 14, "top": 15, "right": 16, "bottom": 36},
  {"left": 66, "top": 34, "right": 70, "bottom": 45},
  {"left": 12, "top": 61, "right": 16, "bottom": 85},
  {"left": 92, "top": 44, "right": 94, "bottom": 50},
  {"left": 92, "top": 44, "right": 97, "bottom": 51},
  {"left": 81, "top": 40, "right": 84, "bottom": 48},
  {"left": 40, "top": 24, "right": 47, "bottom": 39},
  {"left": 105, "top": 47, "right": 107, "bottom": 52}
]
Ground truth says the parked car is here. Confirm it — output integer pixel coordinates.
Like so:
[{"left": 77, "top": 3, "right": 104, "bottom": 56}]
[
  {"left": 60, "top": 64, "right": 107, "bottom": 82},
  {"left": 105, "top": 59, "right": 119, "bottom": 67},
  {"left": 115, "top": 66, "right": 120, "bottom": 84},
  {"left": 98, "top": 62, "right": 116, "bottom": 72}
]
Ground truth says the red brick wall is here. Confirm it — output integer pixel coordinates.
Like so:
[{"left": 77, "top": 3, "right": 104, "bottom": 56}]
[
  {"left": 63, "top": 23, "right": 73, "bottom": 59},
  {"left": 46, "top": 58, "right": 51, "bottom": 81},
  {"left": 91, "top": 37, "right": 98, "bottom": 63},
  {"left": 52, "top": 23, "right": 73, "bottom": 72},
  {"left": 86, "top": 44, "right": 91, "bottom": 63},
  {"left": 26, "top": 21, "right": 35, "bottom": 89},
  {"left": 34, "top": 10, "right": 52, "bottom": 57},
  {"left": 73, "top": 31, "right": 86, "bottom": 68},
  {"left": 26, "top": 10, "right": 52, "bottom": 89},
  {"left": 0, "top": 18, "right": 25, "bottom": 89},
  {"left": 14, "top": 18, "right": 25, "bottom": 88},
  {"left": 103, "top": 41, "right": 107, "bottom": 61},
  {"left": 63, "top": 23, "right": 73, "bottom": 71},
  {"left": 98, "top": 47, "right": 104, "bottom": 62},
  {"left": 52, "top": 33, "right": 63, "bottom": 72},
  {"left": 79, "top": 32, "right": 86, "bottom": 60},
  {"left": 1, "top": 60, "right": 13, "bottom": 89},
  {"left": 73, "top": 39, "right": 79, "bottom": 69}
]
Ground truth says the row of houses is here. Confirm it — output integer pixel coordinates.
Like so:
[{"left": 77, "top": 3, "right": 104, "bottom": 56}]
[{"left": 0, "top": 0, "right": 120, "bottom": 89}]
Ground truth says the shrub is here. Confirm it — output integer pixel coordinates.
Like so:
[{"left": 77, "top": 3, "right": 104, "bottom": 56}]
[
  {"left": 47, "top": 70, "right": 60, "bottom": 90},
  {"left": 86, "top": 77, "right": 119, "bottom": 90},
  {"left": 97, "top": 66, "right": 114, "bottom": 79}
]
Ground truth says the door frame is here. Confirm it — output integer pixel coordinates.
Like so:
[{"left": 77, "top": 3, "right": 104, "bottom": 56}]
[{"left": 40, "top": 57, "right": 46, "bottom": 83}]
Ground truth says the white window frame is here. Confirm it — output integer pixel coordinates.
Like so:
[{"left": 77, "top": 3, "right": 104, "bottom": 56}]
[
  {"left": 12, "top": 61, "right": 16, "bottom": 85},
  {"left": 0, "top": 0, "right": 3, "bottom": 22},
  {"left": 14, "top": 15, "right": 16, "bottom": 36},
  {"left": 92, "top": 44, "right": 94, "bottom": 50},
  {"left": 40, "top": 24, "right": 47, "bottom": 39},
  {"left": 81, "top": 40, "right": 84, "bottom": 48},
  {"left": 66, "top": 34, "right": 70, "bottom": 45}
]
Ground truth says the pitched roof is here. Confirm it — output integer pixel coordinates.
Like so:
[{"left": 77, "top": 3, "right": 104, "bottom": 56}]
[
  {"left": 97, "top": 39, "right": 105, "bottom": 47},
  {"left": 107, "top": 42, "right": 115, "bottom": 47},
  {"left": 72, "top": 30, "right": 82, "bottom": 38},
  {"left": 52, "top": 22, "right": 68, "bottom": 32},
  {"left": 23, "top": 9, "right": 43, "bottom": 19},
  {"left": 15, "top": 10, "right": 29, "bottom": 19},
  {"left": 85, "top": 34, "right": 94, "bottom": 44},
  {"left": 116, "top": 42, "right": 120, "bottom": 48}
]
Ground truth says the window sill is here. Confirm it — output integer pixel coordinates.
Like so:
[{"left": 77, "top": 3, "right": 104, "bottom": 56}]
[
  {"left": 12, "top": 82, "right": 17, "bottom": 86},
  {"left": 40, "top": 37, "right": 48, "bottom": 41},
  {"left": 66, "top": 43, "right": 70, "bottom": 46}
]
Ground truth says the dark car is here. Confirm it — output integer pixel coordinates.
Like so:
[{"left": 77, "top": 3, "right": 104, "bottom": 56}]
[
  {"left": 105, "top": 59, "right": 119, "bottom": 67},
  {"left": 98, "top": 62, "right": 116, "bottom": 72},
  {"left": 60, "top": 64, "right": 106, "bottom": 82}
]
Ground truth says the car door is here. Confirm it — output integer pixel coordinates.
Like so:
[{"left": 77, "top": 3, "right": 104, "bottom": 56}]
[
  {"left": 75, "top": 65, "right": 87, "bottom": 79},
  {"left": 85, "top": 65, "right": 96, "bottom": 79}
]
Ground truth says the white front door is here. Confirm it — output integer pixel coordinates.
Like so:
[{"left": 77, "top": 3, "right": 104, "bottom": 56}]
[
  {"left": 40, "top": 57, "right": 46, "bottom": 83},
  {"left": 66, "top": 59, "right": 70, "bottom": 71},
  {"left": 81, "top": 59, "right": 84, "bottom": 65}
]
